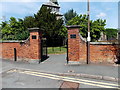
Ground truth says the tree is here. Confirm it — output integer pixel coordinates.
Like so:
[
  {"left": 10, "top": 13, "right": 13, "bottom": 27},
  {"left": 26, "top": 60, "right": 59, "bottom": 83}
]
[
  {"left": 34, "top": 6, "right": 65, "bottom": 46},
  {"left": 64, "top": 9, "right": 77, "bottom": 23},
  {"left": 1, "top": 6, "right": 66, "bottom": 46},
  {"left": 1, "top": 17, "right": 29, "bottom": 40},
  {"left": 23, "top": 16, "right": 36, "bottom": 28},
  {"left": 67, "top": 14, "right": 106, "bottom": 41},
  {"left": 105, "top": 28, "right": 118, "bottom": 40},
  {"left": 34, "top": 6, "right": 63, "bottom": 37},
  {"left": 58, "top": 25, "right": 67, "bottom": 38},
  {"left": 90, "top": 19, "right": 106, "bottom": 41}
]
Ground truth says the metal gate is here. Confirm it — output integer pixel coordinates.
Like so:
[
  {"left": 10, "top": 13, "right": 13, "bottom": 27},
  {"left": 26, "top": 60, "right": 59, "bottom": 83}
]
[
  {"left": 66, "top": 39, "right": 69, "bottom": 64},
  {"left": 41, "top": 38, "right": 48, "bottom": 62}
]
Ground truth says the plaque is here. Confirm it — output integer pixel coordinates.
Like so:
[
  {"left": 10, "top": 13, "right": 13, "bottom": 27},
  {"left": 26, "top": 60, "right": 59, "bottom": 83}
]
[{"left": 70, "top": 34, "right": 76, "bottom": 39}]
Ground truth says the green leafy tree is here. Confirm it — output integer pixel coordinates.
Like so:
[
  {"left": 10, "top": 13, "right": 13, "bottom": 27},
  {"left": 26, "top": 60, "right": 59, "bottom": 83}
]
[
  {"left": 58, "top": 25, "right": 67, "bottom": 38},
  {"left": 67, "top": 14, "right": 106, "bottom": 41},
  {"left": 64, "top": 9, "right": 77, "bottom": 23},
  {"left": 1, "top": 6, "right": 66, "bottom": 46},
  {"left": 1, "top": 17, "right": 29, "bottom": 40},
  {"left": 15, "top": 18, "right": 29, "bottom": 40},
  {"left": 105, "top": 28, "right": 118, "bottom": 40},
  {"left": 23, "top": 16, "right": 36, "bottom": 28},
  {"left": 90, "top": 19, "right": 106, "bottom": 41},
  {"left": 34, "top": 6, "right": 65, "bottom": 46},
  {"left": 34, "top": 6, "right": 63, "bottom": 38}
]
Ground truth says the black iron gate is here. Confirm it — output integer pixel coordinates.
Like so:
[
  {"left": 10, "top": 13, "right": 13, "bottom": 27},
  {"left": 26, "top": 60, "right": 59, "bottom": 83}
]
[
  {"left": 66, "top": 39, "right": 69, "bottom": 64},
  {"left": 41, "top": 38, "right": 48, "bottom": 62}
]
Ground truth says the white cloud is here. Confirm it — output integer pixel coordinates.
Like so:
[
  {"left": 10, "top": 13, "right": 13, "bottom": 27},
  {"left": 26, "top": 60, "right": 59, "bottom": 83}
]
[
  {"left": 96, "top": 12, "right": 106, "bottom": 18},
  {"left": 106, "top": 8, "right": 112, "bottom": 11}
]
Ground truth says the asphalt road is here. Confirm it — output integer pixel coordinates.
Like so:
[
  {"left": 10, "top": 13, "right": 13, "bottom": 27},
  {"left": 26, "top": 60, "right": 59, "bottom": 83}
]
[
  {"left": 2, "top": 71, "right": 62, "bottom": 88},
  {"left": 1, "top": 54, "right": 119, "bottom": 89},
  {"left": 2, "top": 68, "right": 119, "bottom": 89},
  {"left": 2, "top": 54, "right": 119, "bottom": 78}
]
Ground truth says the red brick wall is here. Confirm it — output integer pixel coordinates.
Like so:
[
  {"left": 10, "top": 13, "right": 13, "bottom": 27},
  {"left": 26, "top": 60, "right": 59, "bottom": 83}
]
[
  {"left": 0, "top": 28, "right": 42, "bottom": 62},
  {"left": 67, "top": 26, "right": 119, "bottom": 64},
  {"left": 90, "top": 44, "right": 118, "bottom": 64}
]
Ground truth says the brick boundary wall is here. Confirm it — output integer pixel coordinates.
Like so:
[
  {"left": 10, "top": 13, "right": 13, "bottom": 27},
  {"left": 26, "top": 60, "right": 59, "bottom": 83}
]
[
  {"left": 67, "top": 25, "right": 120, "bottom": 64},
  {"left": 0, "top": 28, "right": 42, "bottom": 63}
]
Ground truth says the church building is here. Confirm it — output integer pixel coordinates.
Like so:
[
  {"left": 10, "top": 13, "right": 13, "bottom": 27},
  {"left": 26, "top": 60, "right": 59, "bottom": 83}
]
[{"left": 42, "top": 0, "right": 63, "bottom": 20}]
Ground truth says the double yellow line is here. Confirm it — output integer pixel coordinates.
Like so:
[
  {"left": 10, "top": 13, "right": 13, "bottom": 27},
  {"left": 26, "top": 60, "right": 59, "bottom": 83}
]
[{"left": 8, "top": 69, "right": 120, "bottom": 88}]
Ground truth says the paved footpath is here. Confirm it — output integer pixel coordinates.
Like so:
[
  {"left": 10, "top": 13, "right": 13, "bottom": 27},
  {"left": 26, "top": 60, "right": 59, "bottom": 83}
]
[{"left": 1, "top": 54, "right": 119, "bottom": 80}]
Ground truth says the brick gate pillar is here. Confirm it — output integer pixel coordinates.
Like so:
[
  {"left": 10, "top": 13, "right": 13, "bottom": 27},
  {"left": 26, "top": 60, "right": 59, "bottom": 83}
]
[
  {"left": 67, "top": 25, "right": 81, "bottom": 64},
  {"left": 29, "top": 28, "right": 42, "bottom": 63}
]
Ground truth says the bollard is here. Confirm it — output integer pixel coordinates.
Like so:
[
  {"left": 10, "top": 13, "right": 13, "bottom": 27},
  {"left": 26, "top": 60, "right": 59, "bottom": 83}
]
[{"left": 14, "top": 48, "right": 17, "bottom": 61}]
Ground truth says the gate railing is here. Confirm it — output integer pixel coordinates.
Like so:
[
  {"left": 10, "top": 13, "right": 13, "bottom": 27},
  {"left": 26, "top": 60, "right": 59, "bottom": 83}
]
[{"left": 41, "top": 38, "right": 48, "bottom": 62}]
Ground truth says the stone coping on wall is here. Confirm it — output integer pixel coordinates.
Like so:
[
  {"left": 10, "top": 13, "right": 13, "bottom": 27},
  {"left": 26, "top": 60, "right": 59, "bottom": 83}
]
[
  {"left": 79, "top": 34, "right": 86, "bottom": 42},
  {"left": 0, "top": 37, "right": 30, "bottom": 43},
  {"left": 0, "top": 40, "right": 25, "bottom": 43},
  {"left": 79, "top": 33, "right": 118, "bottom": 45},
  {"left": 90, "top": 42, "right": 119, "bottom": 45},
  {"left": 79, "top": 33, "right": 119, "bottom": 45},
  {"left": 28, "top": 27, "right": 39, "bottom": 30},
  {"left": 66, "top": 25, "right": 81, "bottom": 29},
  {"left": 28, "top": 27, "right": 41, "bottom": 32}
]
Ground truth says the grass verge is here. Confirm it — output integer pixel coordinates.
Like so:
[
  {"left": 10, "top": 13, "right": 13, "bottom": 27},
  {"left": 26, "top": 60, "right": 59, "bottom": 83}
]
[{"left": 47, "top": 46, "right": 67, "bottom": 54}]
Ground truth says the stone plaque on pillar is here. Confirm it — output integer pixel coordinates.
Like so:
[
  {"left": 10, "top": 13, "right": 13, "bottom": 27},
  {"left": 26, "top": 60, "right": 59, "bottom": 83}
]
[{"left": 70, "top": 34, "right": 76, "bottom": 39}]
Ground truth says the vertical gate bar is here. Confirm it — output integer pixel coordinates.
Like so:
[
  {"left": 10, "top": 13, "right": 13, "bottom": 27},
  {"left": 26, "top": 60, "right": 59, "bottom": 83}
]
[
  {"left": 67, "top": 39, "right": 69, "bottom": 64},
  {"left": 46, "top": 39, "right": 47, "bottom": 57},
  {"left": 60, "top": 38, "right": 61, "bottom": 51},
  {"left": 40, "top": 39, "right": 43, "bottom": 63},
  {"left": 60, "top": 46, "right": 61, "bottom": 51}
]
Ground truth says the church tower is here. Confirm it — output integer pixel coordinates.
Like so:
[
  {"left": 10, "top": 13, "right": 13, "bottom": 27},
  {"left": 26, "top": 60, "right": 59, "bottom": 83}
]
[
  {"left": 42, "top": 0, "right": 63, "bottom": 19},
  {"left": 50, "top": 0, "right": 59, "bottom": 5}
]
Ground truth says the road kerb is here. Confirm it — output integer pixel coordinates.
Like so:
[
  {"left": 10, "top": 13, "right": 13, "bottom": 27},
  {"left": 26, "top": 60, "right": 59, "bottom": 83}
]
[
  {"left": 3, "top": 68, "right": 119, "bottom": 82},
  {"left": 56, "top": 73, "right": 118, "bottom": 82},
  {"left": 102, "top": 76, "right": 118, "bottom": 82}
]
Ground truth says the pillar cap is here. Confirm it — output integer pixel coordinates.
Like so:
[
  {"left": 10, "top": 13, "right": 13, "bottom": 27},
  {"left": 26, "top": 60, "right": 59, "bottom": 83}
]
[
  {"left": 28, "top": 28, "right": 40, "bottom": 32},
  {"left": 66, "top": 25, "right": 81, "bottom": 29}
]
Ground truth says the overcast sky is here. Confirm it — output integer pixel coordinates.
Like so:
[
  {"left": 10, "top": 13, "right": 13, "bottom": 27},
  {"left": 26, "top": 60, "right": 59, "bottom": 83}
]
[{"left": 0, "top": 0, "right": 119, "bottom": 28}]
